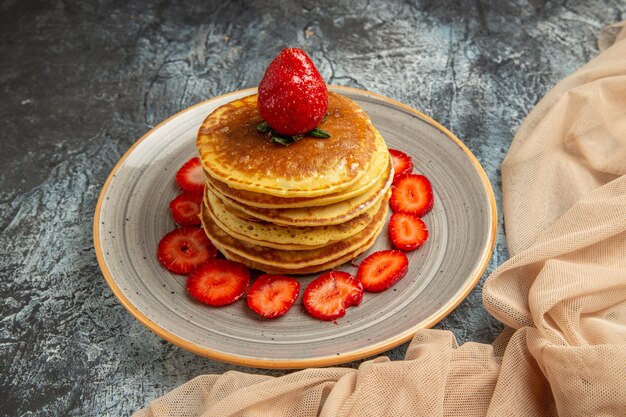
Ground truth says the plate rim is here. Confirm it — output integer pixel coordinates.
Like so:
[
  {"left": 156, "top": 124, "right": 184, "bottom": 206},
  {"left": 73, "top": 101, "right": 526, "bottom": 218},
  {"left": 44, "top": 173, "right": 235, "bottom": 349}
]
[{"left": 93, "top": 86, "right": 498, "bottom": 369}]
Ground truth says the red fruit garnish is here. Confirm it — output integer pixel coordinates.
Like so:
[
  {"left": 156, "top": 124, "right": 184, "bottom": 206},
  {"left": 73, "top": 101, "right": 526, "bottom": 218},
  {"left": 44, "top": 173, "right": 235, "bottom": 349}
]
[
  {"left": 169, "top": 192, "right": 203, "bottom": 226},
  {"left": 258, "top": 48, "right": 328, "bottom": 135},
  {"left": 247, "top": 274, "right": 301, "bottom": 319},
  {"left": 356, "top": 250, "right": 409, "bottom": 293},
  {"left": 176, "top": 157, "right": 204, "bottom": 193},
  {"left": 186, "top": 259, "right": 250, "bottom": 307},
  {"left": 390, "top": 174, "right": 434, "bottom": 216},
  {"left": 303, "top": 271, "right": 363, "bottom": 321},
  {"left": 389, "top": 149, "right": 413, "bottom": 182},
  {"left": 389, "top": 212, "right": 429, "bottom": 251},
  {"left": 157, "top": 228, "right": 217, "bottom": 275}
]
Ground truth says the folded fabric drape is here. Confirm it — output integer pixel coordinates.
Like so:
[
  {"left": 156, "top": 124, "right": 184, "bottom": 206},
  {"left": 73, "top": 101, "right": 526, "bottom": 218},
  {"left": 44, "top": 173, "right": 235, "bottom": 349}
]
[{"left": 133, "top": 22, "right": 626, "bottom": 417}]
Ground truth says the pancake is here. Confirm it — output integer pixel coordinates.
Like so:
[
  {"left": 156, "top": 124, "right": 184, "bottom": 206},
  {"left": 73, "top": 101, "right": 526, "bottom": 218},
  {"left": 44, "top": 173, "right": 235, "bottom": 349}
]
[
  {"left": 204, "top": 130, "right": 390, "bottom": 209},
  {"left": 199, "top": 191, "right": 390, "bottom": 271},
  {"left": 196, "top": 92, "right": 379, "bottom": 198},
  {"left": 220, "top": 198, "right": 261, "bottom": 222},
  {"left": 215, "top": 221, "right": 384, "bottom": 275},
  {"left": 204, "top": 188, "right": 382, "bottom": 250},
  {"left": 207, "top": 157, "right": 393, "bottom": 227}
]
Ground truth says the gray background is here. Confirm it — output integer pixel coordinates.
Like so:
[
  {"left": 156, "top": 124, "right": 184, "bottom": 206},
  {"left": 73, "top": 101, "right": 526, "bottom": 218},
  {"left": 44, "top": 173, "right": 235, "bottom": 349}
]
[{"left": 1, "top": 0, "right": 623, "bottom": 415}]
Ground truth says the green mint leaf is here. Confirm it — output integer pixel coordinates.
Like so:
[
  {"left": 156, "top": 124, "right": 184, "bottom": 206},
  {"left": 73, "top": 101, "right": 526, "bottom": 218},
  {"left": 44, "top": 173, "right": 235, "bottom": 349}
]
[
  {"left": 309, "top": 128, "right": 331, "bottom": 139},
  {"left": 256, "top": 121, "right": 271, "bottom": 134},
  {"left": 322, "top": 112, "right": 329, "bottom": 123}
]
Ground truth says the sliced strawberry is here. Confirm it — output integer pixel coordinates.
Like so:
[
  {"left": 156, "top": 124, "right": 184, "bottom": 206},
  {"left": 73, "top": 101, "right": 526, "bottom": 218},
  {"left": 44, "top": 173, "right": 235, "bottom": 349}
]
[
  {"left": 356, "top": 250, "right": 409, "bottom": 293},
  {"left": 175, "top": 157, "right": 204, "bottom": 193},
  {"left": 186, "top": 259, "right": 250, "bottom": 307},
  {"left": 169, "top": 192, "right": 203, "bottom": 226},
  {"left": 157, "top": 228, "right": 217, "bottom": 275},
  {"left": 303, "top": 271, "right": 363, "bottom": 321},
  {"left": 247, "top": 274, "right": 300, "bottom": 319},
  {"left": 389, "top": 212, "right": 429, "bottom": 251},
  {"left": 390, "top": 174, "right": 434, "bottom": 216},
  {"left": 258, "top": 48, "right": 328, "bottom": 135},
  {"left": 389, "top": 149, "right": 413, "bottom": 182}
]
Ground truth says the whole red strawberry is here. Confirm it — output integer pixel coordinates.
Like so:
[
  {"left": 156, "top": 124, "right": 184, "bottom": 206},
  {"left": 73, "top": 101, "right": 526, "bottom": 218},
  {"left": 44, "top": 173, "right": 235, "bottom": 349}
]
[{"left": 258, "top": 48, "right": 328, "bottom": 135}]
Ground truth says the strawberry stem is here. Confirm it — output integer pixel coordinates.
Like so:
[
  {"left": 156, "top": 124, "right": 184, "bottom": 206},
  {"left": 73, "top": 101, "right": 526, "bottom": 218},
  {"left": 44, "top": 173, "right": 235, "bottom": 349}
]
[
  {"left": 309, "top": 128, "right": 330, "bottom": 139},
  {"left": 256, "top": 121, "right": 271, "bottom": 133},
  {"left": 256, "top": 121, "right": 332, "bottom": 145}
]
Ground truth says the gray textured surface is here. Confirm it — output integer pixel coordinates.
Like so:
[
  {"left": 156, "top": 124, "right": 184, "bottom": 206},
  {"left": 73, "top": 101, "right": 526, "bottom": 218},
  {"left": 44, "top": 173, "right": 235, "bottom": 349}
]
[{"left": 0, "top": 0, "right": 623, "bottom": 415}]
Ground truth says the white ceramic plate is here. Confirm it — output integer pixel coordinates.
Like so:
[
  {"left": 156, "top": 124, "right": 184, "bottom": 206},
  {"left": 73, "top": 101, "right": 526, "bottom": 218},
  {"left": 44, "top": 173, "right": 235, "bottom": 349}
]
[{"left": 94, "top": 86, "right": 496, "bottom": 369}]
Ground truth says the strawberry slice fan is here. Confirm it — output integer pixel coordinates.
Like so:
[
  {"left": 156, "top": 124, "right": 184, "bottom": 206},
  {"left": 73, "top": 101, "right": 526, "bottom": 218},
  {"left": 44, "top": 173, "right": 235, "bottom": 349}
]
[
  {"left": 151, "top": 46, "right": 441, "bottom": 337},
  {"left": 184, "top": 48, "right": 435, "bottom": 320}
]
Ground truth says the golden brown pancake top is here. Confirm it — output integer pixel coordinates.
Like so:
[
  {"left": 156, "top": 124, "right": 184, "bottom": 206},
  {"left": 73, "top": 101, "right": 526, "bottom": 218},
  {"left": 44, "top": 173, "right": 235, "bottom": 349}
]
[{"left": 197, "top": 92, "right": 378, "bottom": 192}]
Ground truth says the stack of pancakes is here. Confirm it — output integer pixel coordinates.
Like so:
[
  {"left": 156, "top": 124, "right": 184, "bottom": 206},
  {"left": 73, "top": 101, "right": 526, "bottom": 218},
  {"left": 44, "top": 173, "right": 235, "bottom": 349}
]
[{"left": 196, "top": 92, "right": 392, "bottom": 274}]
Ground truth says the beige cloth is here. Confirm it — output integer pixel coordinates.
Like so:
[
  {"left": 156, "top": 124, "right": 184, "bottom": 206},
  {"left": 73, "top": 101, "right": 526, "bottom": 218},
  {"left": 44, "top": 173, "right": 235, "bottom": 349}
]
[{"left": 134, "top": 23, "right": 626, "bottom": 417}]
